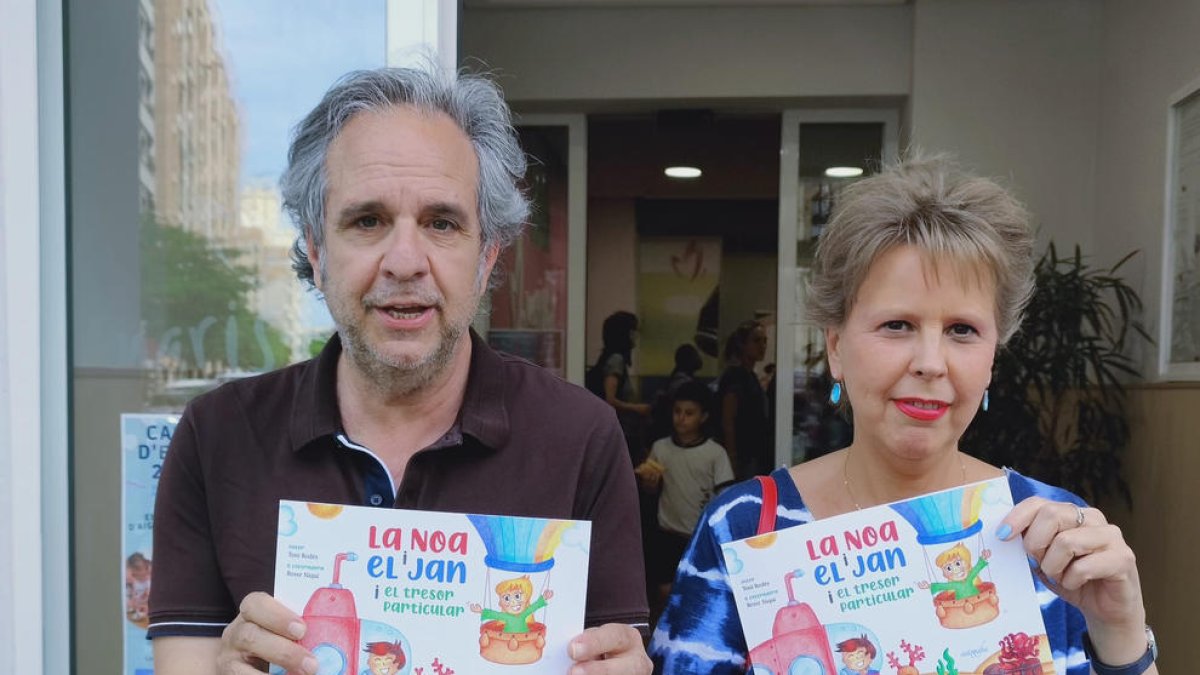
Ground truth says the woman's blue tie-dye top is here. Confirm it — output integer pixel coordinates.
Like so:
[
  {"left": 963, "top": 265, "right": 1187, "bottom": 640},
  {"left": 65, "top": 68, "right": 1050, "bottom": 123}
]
[{"left": 649, "top": 467, "right": 1091, "bottom": 674}]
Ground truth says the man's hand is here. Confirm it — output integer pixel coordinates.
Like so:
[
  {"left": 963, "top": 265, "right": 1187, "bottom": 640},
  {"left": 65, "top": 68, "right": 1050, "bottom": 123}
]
[
  {"left": 568, "top": 623, "right": 651, "bottom": 675},
  {"left": 218, "top": 592, "right": 315, "bottom": 675}
]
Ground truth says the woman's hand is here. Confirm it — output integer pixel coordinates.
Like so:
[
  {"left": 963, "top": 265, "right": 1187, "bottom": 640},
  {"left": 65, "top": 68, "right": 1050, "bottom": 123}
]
[{"left": 999, "top": 497, "right": 1151, "bottom": 666}]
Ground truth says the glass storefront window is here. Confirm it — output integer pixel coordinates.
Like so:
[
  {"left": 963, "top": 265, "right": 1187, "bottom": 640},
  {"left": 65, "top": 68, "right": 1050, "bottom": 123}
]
[
  {"left": 69, "top": 2, "right": 386, "bottom": 671},
  {"left": 784, "top": 119, "right": 892, "bottom": 465},
  {"left": 485, "top": 126, "right": 571, "bottom": 377}
]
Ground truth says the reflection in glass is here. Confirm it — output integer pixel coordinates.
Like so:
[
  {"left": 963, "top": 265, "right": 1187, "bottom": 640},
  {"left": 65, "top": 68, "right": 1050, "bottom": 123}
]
[
  {"left": 486, "top": 126, "right": 571, "bottom": 376},
  {"left": 133, "top": 0, "right": 385, "bottom": 409},
  {"left": 1169, "top": 91, "right": 1200, "bottom": 364},
  {"left": 791, "top": 123, "right": 883, "bottom": 463}
]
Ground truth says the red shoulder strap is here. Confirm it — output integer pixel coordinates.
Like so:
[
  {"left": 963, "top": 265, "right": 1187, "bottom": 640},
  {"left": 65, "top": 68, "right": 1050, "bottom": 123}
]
[{"left": 755, "top": 475, "right": 777, "bottom": 535}]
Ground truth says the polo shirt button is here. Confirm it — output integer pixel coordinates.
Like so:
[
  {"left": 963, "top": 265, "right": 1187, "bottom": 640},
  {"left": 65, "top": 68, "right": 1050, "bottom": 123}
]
[{"left": 369, "top": 494, "right": 383, "bottom": 506}]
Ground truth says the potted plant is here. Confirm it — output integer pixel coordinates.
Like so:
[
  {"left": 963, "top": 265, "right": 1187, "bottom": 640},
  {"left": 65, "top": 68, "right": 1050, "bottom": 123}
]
[{"left": 961, "top": 244, "right": 1153, "bottom": 505}]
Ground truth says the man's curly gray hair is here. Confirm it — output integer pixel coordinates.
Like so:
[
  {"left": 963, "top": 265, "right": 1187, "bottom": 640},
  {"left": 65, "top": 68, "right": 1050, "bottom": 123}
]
[{"left": 280, "top": 67, "right": 530, "bottom": 288}]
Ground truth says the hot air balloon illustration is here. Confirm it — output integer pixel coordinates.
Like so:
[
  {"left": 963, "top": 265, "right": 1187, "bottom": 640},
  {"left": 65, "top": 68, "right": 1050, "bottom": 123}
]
[
  {"left": 467, "top": 515, "right": 573, "bottom": 665},
  {"left": 890, "top": 483, "right": 1000, "bottom": 629}
]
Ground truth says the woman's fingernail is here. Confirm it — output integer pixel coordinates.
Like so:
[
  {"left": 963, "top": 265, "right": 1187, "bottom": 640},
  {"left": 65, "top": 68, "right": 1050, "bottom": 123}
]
[
  {"left": 288, "top": 621, "right": 306, "bottom": 639},
  {"left": 995, "top": 523, "right": 1013, "bottom": 540},
  {"left": 302, "top": 656, "right": 318, "bottom": 675}
]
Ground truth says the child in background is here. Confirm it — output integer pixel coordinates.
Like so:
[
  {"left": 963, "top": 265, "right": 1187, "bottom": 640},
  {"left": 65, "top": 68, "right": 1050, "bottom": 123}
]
[{"left": 635, "top": 380, "right": 734, "bottom": 608}]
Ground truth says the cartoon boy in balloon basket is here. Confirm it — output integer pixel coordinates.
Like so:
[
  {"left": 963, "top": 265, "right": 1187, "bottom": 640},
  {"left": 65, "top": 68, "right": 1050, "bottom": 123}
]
[
  {"left": 918, "top": 542, "right": 992, "bottom": 599},
  {"left": 469, "top": 575, "right": 554, "bottom": 633}
]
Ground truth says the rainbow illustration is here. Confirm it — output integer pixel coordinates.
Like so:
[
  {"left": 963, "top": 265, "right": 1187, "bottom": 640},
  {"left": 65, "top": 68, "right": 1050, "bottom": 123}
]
[
  {"left": 467, "top": 515, "right": 572, "bottom": 573},
  {"left": 890, "top": 483, "right": 986, "bottom": 546}
]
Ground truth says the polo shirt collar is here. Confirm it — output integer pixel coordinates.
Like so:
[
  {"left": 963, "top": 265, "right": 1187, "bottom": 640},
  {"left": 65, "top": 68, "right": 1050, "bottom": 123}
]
[
  {"left": 288, "top": 330, "right": 511, "bottom": 453},
  {"left": 289, "top": 333, "right": 343, "bottom": 453},
  {"left": 461, "top": 328, "right": 510, "bottom": 449}
]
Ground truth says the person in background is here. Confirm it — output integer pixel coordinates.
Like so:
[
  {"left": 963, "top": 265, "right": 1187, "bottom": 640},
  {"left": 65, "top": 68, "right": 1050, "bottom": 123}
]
[
  {"left": 718, "top": 320, "right": 772, "bottom": 480},
  {"left": 648, "top": 343, "right": 705, "bottom": 446},
  {"left": 149, "top": 66, "right": 650, "bottom": 675},
  {"left": 651, "top": 157, "right": 1157, "bottom": 675},
  {"left": 635, "top": 380, "right": 733, "bottom": 619},
  {"left": 591, "top": 310, "right": 652, "bottom": 464}
]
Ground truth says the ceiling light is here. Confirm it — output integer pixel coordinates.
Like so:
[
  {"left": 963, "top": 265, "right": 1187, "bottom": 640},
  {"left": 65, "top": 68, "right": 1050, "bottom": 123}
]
[
  {"left": 825, "top": 166, "right": 864, "bottom": 178},
  {"left": 665, "top": 166, "right": 702, "bottom": 179}
]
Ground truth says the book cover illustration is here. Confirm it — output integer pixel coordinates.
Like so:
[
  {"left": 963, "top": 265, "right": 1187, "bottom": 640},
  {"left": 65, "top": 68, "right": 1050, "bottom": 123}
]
[
  {"left": 274, "top": 501, "right": 591, "bottom": 675},
  {"left": 723, "top": 477, "right": 1055, "bottom": 675}
]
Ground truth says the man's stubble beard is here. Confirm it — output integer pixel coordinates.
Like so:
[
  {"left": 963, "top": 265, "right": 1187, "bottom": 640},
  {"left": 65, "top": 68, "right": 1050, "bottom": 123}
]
[
  {"left": 338, "top": 310, "right": 465, "bottom": 398},
  {"left": 327, "top": 280, "right": 485, "bottom": 399}
]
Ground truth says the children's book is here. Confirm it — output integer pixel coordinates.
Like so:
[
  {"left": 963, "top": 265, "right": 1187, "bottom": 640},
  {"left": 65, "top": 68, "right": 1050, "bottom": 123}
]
[
  {"left": 273, "top": 501, "right": 591, "bottom": 675},
  {"left": 724, "top": 477, "right": 1055, "bottom": 675}
]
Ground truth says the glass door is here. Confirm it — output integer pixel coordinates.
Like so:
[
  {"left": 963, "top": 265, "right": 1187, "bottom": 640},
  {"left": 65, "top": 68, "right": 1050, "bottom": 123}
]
[
  {"left": 497, "top": 115, "right": 588, "bottom": 383},
  {"left": 775, "top": 110, "right": 899, "bottom": 467},
  {"left": 66, "top": 2, "right": 389, "bottom": 671}
]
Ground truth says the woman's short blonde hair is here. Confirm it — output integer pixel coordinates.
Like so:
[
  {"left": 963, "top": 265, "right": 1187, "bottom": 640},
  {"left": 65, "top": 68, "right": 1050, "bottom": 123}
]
[{"left": 807, "top": 156, "right": 1035, "bottom": 345}]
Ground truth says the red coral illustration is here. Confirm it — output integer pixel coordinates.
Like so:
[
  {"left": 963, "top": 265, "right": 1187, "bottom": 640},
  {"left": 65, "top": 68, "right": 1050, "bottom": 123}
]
[{"left": 886, "top": 640, "right": 925, "bottom": 675}]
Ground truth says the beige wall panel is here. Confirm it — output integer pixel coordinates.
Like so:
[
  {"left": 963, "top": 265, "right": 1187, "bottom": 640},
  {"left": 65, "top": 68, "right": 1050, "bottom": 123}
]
[
  {"left": 72, "top": 370, "right": 150, "bottom": 675},
  {"left": 910, "top": 0, "right": 1104, "bottom": 253},
  {"left": 1106, "top": 384, "right": 1200, "bottom": 674},
  {"left": 586, "top": 199, "right": 639, "bottom": 365},
  {"left": 462, "top": 5, "right": 912, "bottom": 103}
]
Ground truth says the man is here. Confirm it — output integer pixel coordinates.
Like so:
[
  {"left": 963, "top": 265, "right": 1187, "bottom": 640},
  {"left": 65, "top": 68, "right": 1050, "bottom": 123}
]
[{"left": 149, "top": 67, "right": 650, "bottom": 674}]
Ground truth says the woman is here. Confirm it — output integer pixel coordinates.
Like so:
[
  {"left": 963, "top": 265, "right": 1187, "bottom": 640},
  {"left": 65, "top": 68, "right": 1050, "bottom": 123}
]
[
  {"left": 591, "top": 310, "right": 652, "bottom": 462},
  {"left": 718, "top": 320, "right": 772, "bottom": 480},
  {"left": 650, "top": 158, "right": 1156, "bottom": 675}
]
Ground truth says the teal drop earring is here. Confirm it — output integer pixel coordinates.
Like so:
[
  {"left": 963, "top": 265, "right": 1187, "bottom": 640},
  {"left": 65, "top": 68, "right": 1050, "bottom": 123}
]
[
  {"left": 982, "top": 389, "right": 990, "bottom": 412},
  {"left": 830, "top": 381, "right": 843, "bottom": 405}
]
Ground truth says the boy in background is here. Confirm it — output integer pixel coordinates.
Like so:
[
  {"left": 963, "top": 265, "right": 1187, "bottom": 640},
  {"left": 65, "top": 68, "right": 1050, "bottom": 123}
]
[{"left": 635, "top": 380, "right": 734, "bottom": 611}]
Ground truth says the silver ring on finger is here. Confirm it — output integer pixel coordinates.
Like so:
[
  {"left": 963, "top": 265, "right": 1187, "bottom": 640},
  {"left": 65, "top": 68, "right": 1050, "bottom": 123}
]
[{"left": 1073, "top": 504, "right": 1085, "bottom": 528}]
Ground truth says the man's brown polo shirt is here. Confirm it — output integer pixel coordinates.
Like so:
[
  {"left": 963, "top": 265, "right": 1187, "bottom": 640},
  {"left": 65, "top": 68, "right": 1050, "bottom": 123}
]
[{"left": 148, "top": 331, "right": 648, "bottom": 638}]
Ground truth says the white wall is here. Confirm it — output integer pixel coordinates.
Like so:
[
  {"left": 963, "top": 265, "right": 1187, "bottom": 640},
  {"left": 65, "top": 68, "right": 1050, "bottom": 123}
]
[
  {"left": 1094, "top": 0, "right": 1200, "bottom": 367},
  {"left": 1091, "top": 3, "right": 1200, "bottom": 662},
  {"left": 463, "top": 5, "right": 913, "bottom": 104},
  {"left": 720, "top": 252, "right": 778, "bottom": 342},
  {"left": 0, "top": 0, "right": 45, "bottom": 671},
  {"left": 585, "top": 199, "right": 638, "bottom": 363},
  {"left": 909, "top": 0, "right": 1105, "bottom": 252}
]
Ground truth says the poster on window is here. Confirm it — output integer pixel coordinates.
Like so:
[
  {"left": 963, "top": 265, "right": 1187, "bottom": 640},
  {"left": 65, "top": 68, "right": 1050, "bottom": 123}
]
[
  {"left": 122, "top": 413, "right": 178, "bottom": 675},
  {"left": 637, "top": 238, "right": 722, "bottom": 376}
]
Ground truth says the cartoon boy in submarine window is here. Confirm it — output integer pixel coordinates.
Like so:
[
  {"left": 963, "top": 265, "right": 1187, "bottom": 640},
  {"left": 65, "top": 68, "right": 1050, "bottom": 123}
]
[
  {"left": 469, "top": 575, "right": 554, "bottom": 633},
  {"left": 836, "top": 635, "right": 881, "bottom": 675},
  {"left": 363, "top": 640, "right": 406, "bottom": 675},
  {"left": 918, "top": 542, "right": 992, "bottom": 599}
]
